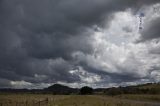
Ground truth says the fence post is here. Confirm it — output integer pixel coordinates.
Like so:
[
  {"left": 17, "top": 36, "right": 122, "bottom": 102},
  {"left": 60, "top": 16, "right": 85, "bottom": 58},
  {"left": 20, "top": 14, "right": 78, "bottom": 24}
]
[
  {"left": 32, "top": 100, "right": 34, "bottom": 106},
  {"left": 103, "top": 101, "right": 106, "bottom": 106},
  {"left": 39, "top": 101, "right": 40, "bottom": 106},
  {"left": 46, "top": 98, "right": 49, "bottom": 106},
  {"left": 25, "top": 100, "right": 28, "bottom": 106}
]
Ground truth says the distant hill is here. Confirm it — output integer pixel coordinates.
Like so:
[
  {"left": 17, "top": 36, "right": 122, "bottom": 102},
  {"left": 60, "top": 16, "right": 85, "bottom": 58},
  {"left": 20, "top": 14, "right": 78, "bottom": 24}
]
[
  {"left": 134, "top": 83, "right": 160, "bottom": 89},
  {"left": 0, "top": 83, "right": 160, "bottom": 95},
  {"left": 104, "top": 83, "right": 160, "bottom": 95},
  {"left": 44, "top": 84, "right": 79, "bottom": 94},
  {"left": 0, "top": 88, "right": 43, "bottom": 93}
]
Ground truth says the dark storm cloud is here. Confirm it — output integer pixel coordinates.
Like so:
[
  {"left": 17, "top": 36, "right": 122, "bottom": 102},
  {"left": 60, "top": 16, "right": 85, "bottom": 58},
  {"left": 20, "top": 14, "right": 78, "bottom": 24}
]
[
  {"left": 136, "top": 17, "right": 160, "bottom": 43},
  {"left": 0, "top": 0, "right": 160, "bottom": 88},
  {"left": 0, "top": 78, "right": 11, "bottom": 88}
]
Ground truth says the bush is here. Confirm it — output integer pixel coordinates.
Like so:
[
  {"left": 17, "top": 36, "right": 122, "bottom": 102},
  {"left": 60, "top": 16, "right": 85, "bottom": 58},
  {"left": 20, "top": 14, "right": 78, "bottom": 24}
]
[
  {"left": 80, "top": 86, "right": 93, "bottom": 95},
  {"left": 106, "top": 88, "right": 123, "bottom": 96}
]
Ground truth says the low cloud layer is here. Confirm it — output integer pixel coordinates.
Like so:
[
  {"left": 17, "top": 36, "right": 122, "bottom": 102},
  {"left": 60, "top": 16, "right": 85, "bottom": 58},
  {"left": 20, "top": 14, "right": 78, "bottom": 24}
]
[{"left": 0, "top": 0, "right": 160, "bottom": 88}]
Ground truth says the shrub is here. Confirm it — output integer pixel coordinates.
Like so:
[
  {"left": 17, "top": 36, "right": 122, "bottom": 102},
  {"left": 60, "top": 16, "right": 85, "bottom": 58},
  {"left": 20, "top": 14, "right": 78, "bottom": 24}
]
[{"left": 80, "top": 86, "right": 93, "bottom": 95}]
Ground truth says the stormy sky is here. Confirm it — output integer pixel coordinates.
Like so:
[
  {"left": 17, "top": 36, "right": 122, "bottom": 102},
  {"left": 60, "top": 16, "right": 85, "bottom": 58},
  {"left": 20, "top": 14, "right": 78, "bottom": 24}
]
[{"left": 0, "top": 0, "right": 160, "bottom": 89}]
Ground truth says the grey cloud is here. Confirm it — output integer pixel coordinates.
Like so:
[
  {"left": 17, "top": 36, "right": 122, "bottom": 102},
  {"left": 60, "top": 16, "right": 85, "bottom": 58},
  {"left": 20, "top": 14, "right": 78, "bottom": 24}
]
[
  {"left": 0, "top": 78, "right": 11, "bottom": 88},
  {"left": 148, "top": 41, "right": 160, "bottom": 54},
  {"left": 72, "top": 53, "right": 148, "bottom": 85},
  {"left": 137, "top": 17, "right": 160, "bottom": 42},
  {"left": 0, "top": 0, "right": 160, "bottom": 88}
]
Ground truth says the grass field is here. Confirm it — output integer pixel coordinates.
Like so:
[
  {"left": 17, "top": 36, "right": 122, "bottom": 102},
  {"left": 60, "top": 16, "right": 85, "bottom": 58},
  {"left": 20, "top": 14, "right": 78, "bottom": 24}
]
[
  {"left": 117, "top": 94, "right": 160, "bottom": 102},
  {"left": 0, "top": 94, "right": 160, "bottom": 106}
]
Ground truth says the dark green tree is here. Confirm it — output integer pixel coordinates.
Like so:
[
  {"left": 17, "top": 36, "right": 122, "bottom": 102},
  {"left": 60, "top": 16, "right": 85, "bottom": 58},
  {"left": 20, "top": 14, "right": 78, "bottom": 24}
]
[{"left": 80, "top": 86, "right": 93, "bottom": 95}]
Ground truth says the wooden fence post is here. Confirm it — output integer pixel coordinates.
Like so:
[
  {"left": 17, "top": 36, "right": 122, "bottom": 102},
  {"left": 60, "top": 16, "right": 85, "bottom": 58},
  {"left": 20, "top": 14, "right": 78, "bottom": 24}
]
[
  {"left": 39, "top": 100, "right": 40, "bottom": 106},
  {"left": 46, "top": 98, "right": 49, "bottom": 106},
  {"left": 25, "top": 100, "right": 28, "bottom": 106}
]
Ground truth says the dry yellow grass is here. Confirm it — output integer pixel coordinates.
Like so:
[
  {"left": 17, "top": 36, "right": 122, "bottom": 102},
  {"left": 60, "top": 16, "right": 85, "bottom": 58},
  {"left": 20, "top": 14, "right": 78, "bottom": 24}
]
[
  {"left": 117, "top": 94, "right": 160, "bottom": 102},
  {"left": 0, "top": 94, "right": 160, "bottom": 106}
]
